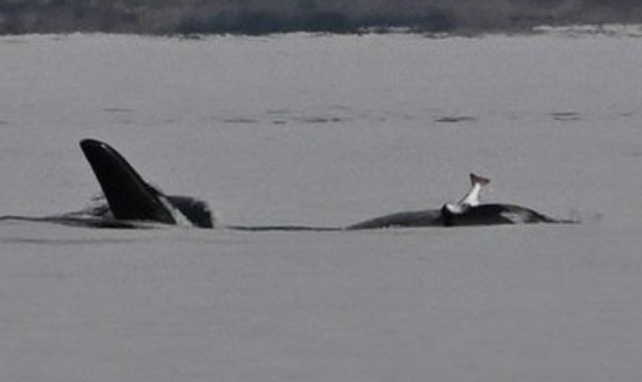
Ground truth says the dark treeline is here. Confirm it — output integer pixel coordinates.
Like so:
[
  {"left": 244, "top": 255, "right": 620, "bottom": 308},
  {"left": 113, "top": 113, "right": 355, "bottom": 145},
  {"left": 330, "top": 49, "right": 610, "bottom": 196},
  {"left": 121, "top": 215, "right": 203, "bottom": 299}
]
[{"left": 1, "top": 0, "right": 642, "bottom": 35}]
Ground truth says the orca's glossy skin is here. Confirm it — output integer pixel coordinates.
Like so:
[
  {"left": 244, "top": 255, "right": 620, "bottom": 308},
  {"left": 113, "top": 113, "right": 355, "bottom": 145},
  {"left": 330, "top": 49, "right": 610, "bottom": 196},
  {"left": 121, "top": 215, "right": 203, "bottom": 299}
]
[
  {"left": 347, "top": 203, "right": 565, "bottom": 230},
  {"left": 79, "top": 139, "right": 214, "bottom": 228},
  {"left": 80, "top": 139, "right": 178, "bottom": 225},
  {"left": 0, "top": 139, "right": 210, "bottom": 229},
  {"left": 346, "top": 209, "right": 443, "bottom": 229},
  {"left": 346, "top": 173, "right": 573, "bottom": 229},
  {"left": 440, "top": 203, "right": 560, "bottom": 226}
]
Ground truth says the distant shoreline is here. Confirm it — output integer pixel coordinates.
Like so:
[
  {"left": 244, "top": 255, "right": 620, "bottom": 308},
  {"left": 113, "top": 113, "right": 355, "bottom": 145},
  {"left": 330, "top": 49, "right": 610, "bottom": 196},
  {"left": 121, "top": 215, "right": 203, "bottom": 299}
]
[{"left": 2, "top": 1, "right": 642, "bottom": 36}]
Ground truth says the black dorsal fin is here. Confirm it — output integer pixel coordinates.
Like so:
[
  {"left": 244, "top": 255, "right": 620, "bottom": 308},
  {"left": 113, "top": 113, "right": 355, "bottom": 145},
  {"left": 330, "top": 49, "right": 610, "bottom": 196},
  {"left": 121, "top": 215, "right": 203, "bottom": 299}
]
[{"left": 80, "top": 139, "right": 176, "bottom": 225}]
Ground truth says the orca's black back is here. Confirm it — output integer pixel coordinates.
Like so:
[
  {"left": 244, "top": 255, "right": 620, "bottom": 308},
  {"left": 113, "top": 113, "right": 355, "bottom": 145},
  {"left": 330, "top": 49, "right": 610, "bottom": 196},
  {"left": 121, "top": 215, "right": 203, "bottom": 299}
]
[
  {"left": 80, "top": 139, "right": 176, "bottom": 225},
  {"left": 447, "top": 204, "right": 557, "bottom": 226},
  {"left": 166, "top": 195, "right": 214, "bottom": 228}
]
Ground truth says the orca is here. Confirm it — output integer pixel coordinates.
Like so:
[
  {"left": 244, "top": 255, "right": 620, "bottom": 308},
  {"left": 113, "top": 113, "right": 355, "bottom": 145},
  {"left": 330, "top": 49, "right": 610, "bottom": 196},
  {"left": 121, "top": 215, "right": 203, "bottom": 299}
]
[
  {"left": 0, "top": 139, "right": 214, "bottom": 229},
  {"left": 78, "top": 139, "right": 214, "bottom": 228},
  {"left": 346, "top": 173, "right": 574, "bottom": 229}
]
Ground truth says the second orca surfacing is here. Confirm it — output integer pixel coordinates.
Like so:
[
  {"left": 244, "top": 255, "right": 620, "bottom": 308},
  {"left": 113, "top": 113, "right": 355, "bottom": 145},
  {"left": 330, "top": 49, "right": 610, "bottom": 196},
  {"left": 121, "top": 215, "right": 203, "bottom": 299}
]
[
  {"left": 0, "top": 139, "right": 576, "bottom": 230},
  {"left": 347, "top": 174, "right": 571, "bottom": 229}
]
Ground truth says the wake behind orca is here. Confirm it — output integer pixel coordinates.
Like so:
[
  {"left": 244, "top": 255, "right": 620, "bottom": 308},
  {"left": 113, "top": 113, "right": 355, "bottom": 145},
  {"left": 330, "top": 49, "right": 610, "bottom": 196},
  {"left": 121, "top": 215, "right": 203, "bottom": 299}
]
[{"left": 0, "top": 139, "right": 576, "bottom": 230}]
